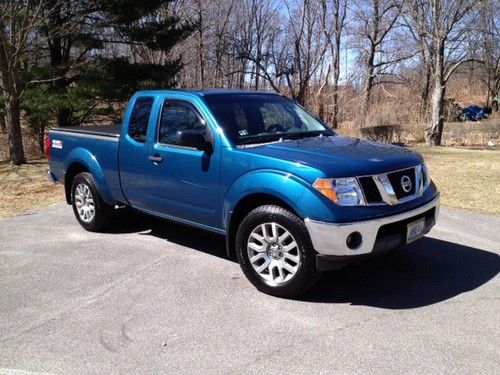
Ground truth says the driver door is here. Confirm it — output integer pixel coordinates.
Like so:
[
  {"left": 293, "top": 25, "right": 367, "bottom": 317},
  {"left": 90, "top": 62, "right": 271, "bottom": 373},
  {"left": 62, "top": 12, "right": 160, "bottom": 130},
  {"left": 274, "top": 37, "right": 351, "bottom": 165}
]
[{"left": 145, "top": 99, "right": 220, "bottom": 229}]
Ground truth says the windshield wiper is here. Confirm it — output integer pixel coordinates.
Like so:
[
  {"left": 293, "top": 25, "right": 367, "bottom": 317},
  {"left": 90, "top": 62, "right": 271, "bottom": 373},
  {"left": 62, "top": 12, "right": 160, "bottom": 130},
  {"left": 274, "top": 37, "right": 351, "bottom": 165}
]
[
  {"left": 281, "top": 130, "right": 332, "bottom": 140},
  {"left": 237, "top": 130, "right": 333, "bottom": 145},
  {"left": 237, "top": 134, "right": 283, "bottom": 145}
]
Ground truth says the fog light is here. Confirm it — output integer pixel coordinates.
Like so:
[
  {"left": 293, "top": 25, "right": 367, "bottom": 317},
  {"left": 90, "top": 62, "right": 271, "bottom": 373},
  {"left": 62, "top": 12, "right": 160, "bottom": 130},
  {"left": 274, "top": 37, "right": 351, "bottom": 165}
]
[{"left": 346, "top": 232, "right": 362, "bottom": 249}]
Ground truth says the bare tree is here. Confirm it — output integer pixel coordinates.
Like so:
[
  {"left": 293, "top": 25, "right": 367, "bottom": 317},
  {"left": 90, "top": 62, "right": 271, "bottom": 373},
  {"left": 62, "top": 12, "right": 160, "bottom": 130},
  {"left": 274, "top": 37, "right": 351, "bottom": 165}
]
[
  {"left": 211, "top": 0, "right": 235, "bottom": 86},
  {"left": 353, "top": 0, "right": 405, "bottom": 128},
  {"left": 405, "top": 0, "right": 481, "bottom": 146},
  {"left": 314, "top": 0, "right": 348, "bottom": 126},
  {"left": 402, "top": 17, "right": 434, "bottom": 119},
  {"left": 0, "top": 0, "right": 47, "bottom": 164},
  {"left": 286, "top": 0, "right": 331, "bottom": 104},
  {"left": 230, "top": 0, "right": 280, "bottom": 90},
  {"left": 193, "top": 0, "right": 206, "bottom": 87},
  {"left": 476, "top": 0, "right": 500, "bottom": 108},
  {"left": 328, "top": 0, "right": 348, "bottom": 128},
  {"left": 173, "top": 0, "right": 239, "bottom": 88}
]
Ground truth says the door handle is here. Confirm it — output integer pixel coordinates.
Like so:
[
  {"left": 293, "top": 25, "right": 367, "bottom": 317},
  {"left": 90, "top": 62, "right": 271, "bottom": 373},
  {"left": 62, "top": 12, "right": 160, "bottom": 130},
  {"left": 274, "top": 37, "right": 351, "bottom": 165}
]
[{"left": 148, "top": 154, "right": 163, "bottom": 163}]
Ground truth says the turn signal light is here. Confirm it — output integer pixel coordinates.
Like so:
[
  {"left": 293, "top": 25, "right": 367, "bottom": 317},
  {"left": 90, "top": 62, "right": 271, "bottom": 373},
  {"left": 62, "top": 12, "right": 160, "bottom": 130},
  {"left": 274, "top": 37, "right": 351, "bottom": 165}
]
[{"left": 312, "top": 179, "right": 337, "bottom": 202}]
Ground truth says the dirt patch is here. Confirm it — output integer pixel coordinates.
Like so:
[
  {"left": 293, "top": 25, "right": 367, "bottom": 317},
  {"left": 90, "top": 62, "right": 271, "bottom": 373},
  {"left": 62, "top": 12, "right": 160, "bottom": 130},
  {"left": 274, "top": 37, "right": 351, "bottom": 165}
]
[{"left": 0, "top": 159, "right": 64, "bottom": 218}]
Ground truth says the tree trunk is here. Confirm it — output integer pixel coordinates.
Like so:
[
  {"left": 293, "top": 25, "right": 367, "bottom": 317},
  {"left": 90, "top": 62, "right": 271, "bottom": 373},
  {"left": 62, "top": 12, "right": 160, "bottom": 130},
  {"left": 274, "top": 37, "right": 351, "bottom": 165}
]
[
  {"left": 360, "top": 65, "right": 374, "bottom": 128},
  {"left": 57, "top": 108, "right": 72, "bottom": 127},
  {"left": 238, "top": 61, "right": 245, "bottom": 89},
  {"left": 332, "top": 55, "right": 340, "bottom": 129},
  {"left": 38, "top": 125, "right": 46, "bottom": 154},
  {"left": 331, "top": 36, "right": 341, "bottom": 129},
  {"left": 196, "top": 2, "right": 205, "bottom": 88},
  {"left": 427, "top": 45, "right": 445, "bottom": 146},
  {"left": 5, "top": 94, "right": 26, "bottom": 165},
  {"left": 296, "top": 83, "right": 308, "bottom": 106},
  {"left": 427, "top": 76, "right": 445, "bottom": 146},
  {"left": 330, "top": 0, "right": 345, "bottom": 129},
  {"left": 318, "top": 100, "right": 325, "bottom": 121},
  {"left": 420, "top": 62, "right": 431, "bottom": 120},
  {"left": 0, "top": 113, "right": 5, "bottom": 133}
]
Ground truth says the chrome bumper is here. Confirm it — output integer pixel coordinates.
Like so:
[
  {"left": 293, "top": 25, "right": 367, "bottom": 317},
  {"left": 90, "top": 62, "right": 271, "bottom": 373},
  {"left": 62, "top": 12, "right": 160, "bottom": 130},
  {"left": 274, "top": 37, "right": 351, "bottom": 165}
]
[{"left": 304, "top": 195, "right": 440, "bottom": 256}]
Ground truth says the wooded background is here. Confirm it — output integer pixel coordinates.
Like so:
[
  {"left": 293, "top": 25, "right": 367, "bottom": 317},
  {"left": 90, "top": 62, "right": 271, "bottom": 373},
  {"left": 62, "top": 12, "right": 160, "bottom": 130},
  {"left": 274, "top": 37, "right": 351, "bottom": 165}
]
[{"left": 0, "top": 0, "right": 498, "bottom": 164}]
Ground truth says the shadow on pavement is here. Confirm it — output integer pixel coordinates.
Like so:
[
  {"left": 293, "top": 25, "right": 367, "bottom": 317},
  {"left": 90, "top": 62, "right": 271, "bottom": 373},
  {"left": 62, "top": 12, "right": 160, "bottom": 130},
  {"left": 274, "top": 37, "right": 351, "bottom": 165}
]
[
  {"left": 302, "top": 237, "right": 500, "bottom": 308},
  {"left": 109, "top": 209, "right": 499, "bottom": 309},
  {"left": 109, "top": 208, "right": 230, "bottom": 261}
]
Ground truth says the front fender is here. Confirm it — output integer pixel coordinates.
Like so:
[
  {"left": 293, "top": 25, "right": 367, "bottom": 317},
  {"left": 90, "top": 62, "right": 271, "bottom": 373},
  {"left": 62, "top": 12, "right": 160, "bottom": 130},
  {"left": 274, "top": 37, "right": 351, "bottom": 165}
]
[
  {"left": 222, "top": 169, "right": 334, "bottom": 230},
  {"left": 65, "top": 147, "right": 114, "bottom": 204}
]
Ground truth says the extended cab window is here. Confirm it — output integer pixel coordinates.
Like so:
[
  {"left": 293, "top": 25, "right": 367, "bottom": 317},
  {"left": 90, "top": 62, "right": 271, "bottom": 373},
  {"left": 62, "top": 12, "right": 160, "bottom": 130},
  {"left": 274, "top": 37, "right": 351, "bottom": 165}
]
[
  {"left": 128, "top": 97, "right": 153, "bottom": 142},
  {"left": 158, "top": 101, "right": 206, "bottom": 145}
]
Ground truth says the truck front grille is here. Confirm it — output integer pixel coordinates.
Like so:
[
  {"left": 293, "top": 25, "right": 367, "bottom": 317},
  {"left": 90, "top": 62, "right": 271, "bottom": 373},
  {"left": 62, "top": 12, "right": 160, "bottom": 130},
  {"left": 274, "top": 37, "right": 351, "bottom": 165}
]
[
  {"left": 359, "top": 176, "right": 383, "bottom": 204},
  {"left": 358, "top": 165, "right": 424, "bottom": 206},
  {"left": 387, "top": 167, "right": 416, "bottom": 199}
]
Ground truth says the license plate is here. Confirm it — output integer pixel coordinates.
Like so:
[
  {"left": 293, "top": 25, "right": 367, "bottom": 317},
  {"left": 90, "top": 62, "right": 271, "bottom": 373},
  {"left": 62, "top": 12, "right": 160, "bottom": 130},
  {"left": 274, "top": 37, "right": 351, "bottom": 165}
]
[{"left": 406, "top": 218, "right": 426, "bottom": 243}]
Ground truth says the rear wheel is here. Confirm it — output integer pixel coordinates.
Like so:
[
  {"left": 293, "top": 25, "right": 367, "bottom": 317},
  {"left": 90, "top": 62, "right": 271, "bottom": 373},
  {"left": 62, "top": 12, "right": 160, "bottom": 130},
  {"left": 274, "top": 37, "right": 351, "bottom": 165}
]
[
  {"left": 71, "top": 172, "right": 114, "bottom": 232},
  {"left": 236, "top": 205, "right": 320, "bottom": 298}
]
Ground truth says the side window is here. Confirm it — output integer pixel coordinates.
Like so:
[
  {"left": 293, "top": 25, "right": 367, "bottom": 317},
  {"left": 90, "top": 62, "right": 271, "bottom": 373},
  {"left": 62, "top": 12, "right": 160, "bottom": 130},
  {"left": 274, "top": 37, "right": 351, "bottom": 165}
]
[
  {"left": 158, "top": 101, "right": 206, "bottom": 145},
  {"left": 128, "top": 97, "right": 153, "bottom": 143}
]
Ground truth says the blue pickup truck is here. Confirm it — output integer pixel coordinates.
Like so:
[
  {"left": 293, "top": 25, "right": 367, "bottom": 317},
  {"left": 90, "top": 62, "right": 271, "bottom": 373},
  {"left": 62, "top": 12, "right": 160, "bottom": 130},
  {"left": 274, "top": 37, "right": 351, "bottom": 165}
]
[{"left": 47, "top": 90, "right": 439, "bottom": 297}]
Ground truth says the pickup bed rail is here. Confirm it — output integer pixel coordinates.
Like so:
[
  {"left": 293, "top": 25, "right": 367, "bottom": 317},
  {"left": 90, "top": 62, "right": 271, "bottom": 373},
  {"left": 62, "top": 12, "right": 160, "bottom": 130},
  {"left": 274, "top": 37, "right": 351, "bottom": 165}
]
[{"left": 53, "top": 124, "right": 121, "bottom": 138}]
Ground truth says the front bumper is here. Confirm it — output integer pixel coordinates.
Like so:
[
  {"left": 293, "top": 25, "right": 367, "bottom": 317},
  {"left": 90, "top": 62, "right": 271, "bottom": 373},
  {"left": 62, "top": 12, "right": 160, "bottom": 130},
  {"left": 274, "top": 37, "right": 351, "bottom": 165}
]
[{"left": 304, "top": 195, "right": 439, "bottom": 268}]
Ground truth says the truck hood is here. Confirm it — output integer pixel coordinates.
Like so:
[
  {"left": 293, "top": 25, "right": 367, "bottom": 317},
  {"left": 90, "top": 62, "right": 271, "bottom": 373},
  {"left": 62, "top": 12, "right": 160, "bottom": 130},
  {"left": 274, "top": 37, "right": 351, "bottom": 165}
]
[{"left": 242, "top": 135, "right": 423, "bottom": 177}]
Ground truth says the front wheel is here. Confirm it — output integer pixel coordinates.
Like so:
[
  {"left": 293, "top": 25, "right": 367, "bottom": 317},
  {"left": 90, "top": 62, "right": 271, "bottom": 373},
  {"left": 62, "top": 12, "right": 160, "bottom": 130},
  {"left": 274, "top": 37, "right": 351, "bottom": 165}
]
[
  {"left": 71, "top": 172, "right": 114, "bottom": 232},
  {"left": 236, "top": 205, "right": 320, "bottom": 298}
]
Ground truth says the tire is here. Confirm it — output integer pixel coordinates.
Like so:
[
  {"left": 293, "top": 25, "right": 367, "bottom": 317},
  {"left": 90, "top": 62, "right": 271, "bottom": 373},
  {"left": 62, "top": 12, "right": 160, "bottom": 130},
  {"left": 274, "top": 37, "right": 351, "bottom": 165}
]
[
  {"left": 71, "top": 172, "right": 114, "bottom": 232},
  {"left": 236, "top": 205, "right": 320, "bottom": 298}
]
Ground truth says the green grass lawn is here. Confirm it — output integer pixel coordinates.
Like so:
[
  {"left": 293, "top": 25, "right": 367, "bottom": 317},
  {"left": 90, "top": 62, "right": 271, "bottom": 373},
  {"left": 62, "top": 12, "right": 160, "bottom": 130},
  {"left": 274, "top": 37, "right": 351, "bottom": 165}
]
[{"left": 414, "top": 145, "right": 500, "bottom": 215}]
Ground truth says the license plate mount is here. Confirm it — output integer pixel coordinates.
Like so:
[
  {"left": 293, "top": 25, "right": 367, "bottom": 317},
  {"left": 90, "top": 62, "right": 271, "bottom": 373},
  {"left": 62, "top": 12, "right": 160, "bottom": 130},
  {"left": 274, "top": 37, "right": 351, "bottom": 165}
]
[{"left": 406, "top": 218, "right": 426, "bottom": 243}]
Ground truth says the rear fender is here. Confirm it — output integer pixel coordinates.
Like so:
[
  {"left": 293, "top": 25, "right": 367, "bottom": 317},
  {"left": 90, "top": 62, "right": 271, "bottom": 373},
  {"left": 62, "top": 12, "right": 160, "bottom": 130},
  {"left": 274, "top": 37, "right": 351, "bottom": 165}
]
[{"left": 64, "top": 147, "right": 114, "bottom": 205}]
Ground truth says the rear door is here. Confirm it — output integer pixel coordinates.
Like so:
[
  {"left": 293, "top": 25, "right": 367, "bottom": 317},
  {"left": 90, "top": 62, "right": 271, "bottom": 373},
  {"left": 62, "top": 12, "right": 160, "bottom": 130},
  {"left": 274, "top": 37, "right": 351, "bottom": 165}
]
[{"left": 145, "top": 98, "right": 221, "bottom": 229}]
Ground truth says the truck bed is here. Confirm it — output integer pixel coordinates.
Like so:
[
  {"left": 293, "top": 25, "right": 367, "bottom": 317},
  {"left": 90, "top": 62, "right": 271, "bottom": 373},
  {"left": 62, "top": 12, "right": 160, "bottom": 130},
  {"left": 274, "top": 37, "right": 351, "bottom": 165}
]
[
  {"left": 53, "top": 124, "right": 121, "bottom": 138},
  {"left": 48, "top": 123, "right": 124, "bottom": 204}
]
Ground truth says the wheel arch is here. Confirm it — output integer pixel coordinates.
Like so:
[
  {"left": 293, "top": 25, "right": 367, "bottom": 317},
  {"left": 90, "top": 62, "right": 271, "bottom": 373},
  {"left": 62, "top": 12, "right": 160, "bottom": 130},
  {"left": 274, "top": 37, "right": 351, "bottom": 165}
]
[
  {"left": 64, "top": 148, "right": 115, "bottom": 205},
  {"left": 222, "top": 169, "right": 335, "bottom": 259},
  {"left": 64, "top": 162, "right": 89, "bottom": 204},
  {"left": 225, "top": 193, "right": 299, "bottom": 258}
]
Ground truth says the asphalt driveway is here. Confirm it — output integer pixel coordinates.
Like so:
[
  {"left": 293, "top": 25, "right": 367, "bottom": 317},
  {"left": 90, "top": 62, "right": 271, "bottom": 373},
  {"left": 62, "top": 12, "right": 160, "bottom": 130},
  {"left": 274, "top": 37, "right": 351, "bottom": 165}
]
[{"left": 0, "top": 203, "right": 499, "bottom": 374}]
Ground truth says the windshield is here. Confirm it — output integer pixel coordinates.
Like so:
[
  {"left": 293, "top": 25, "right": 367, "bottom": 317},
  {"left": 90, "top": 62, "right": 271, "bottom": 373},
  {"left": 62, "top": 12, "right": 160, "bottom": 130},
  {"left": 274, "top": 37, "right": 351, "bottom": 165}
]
[{"left": 203, "top": 94, "right": 333, "bottom": 145}]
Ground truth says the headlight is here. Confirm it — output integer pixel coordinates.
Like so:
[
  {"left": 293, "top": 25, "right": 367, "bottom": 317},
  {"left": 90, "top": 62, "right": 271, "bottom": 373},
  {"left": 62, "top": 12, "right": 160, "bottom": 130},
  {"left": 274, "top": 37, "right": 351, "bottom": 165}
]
[
  {"left": 422, "top": 163, "right": 430, "bottom": 191},
  {"left": 313, "top": 177, "right": 366, "bottom": 206}
]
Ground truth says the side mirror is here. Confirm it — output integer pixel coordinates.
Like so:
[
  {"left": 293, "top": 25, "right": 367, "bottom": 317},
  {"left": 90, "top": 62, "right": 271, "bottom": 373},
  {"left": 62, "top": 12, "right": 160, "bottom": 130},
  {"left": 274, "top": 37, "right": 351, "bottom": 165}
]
[{"left": 176, "top": 130, "right": 212, "bottom": 153}]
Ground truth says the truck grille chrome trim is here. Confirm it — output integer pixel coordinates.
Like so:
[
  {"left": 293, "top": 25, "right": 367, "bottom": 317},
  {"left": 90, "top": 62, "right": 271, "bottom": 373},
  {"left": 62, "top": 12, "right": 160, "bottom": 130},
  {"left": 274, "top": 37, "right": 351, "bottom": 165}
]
[
  {"left": 373, "top": 173, "right": 399, "bottom": 205},
  {"left": 359, "top": 164, "right": 426, "bottom": 206}
]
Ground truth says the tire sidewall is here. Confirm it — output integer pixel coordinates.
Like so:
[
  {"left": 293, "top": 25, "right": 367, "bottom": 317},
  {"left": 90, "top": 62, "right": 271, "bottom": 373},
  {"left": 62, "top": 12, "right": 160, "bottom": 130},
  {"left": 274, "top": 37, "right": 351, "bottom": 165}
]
[
  {"left": 71, "top": 172, "right": 103, "bottom": 231},
  {"left": 236, "top": 206, "right": 318, "bottom": 297}
]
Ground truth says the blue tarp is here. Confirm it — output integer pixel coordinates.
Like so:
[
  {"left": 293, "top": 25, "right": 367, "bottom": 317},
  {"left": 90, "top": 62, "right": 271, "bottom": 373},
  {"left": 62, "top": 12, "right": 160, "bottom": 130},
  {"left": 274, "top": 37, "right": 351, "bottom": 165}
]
[{"left": 461, "top": 106, "right": 488, "bottom": 121}]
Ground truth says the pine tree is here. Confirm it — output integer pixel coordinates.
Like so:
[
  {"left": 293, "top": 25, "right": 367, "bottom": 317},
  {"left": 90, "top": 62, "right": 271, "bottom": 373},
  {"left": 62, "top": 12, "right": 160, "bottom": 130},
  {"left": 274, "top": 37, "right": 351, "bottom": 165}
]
[{"left": 39, "top": 0, "right": 196, "bottom": 126}]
